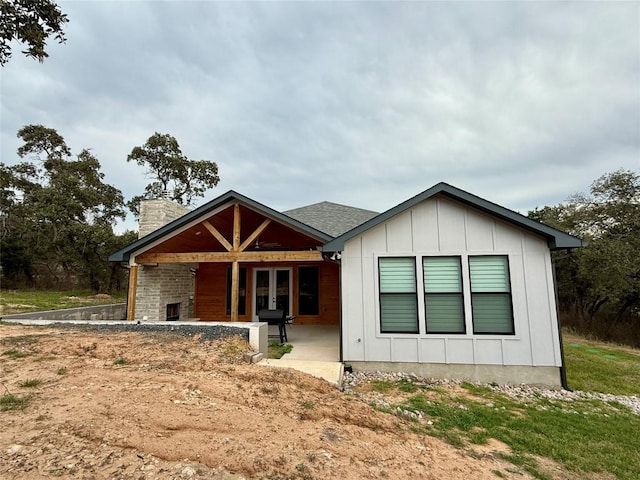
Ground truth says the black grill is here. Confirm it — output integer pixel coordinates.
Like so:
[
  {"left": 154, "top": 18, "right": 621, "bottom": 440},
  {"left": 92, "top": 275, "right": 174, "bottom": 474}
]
[{"left": 258, "top": 309, "right": 287, "bottom": 344}]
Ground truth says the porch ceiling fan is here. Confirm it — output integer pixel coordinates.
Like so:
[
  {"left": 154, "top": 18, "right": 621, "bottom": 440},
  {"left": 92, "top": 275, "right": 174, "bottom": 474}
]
[{"left": 253, "top": 236, "right": 282, "bottom": 250}]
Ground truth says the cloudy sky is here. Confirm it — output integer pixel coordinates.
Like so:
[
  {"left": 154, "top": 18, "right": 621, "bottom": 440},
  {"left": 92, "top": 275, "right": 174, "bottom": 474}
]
[{"left": 2, "top": 1, "right": 639, "bottom": 232}]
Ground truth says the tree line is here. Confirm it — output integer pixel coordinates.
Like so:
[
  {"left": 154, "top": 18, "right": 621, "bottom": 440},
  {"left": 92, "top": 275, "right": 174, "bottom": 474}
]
[
  {"left": 0, "top": 124, "right": 219, "bottom": 292},
  {"left": 1, "top": 124, "right": 638, "bottom": 346},
  {"left": 528, "top": 169, "right": 639, "bottom": 346}
]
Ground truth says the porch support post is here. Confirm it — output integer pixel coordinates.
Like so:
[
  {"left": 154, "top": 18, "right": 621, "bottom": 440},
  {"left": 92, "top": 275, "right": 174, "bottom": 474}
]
[
  {"left": 231, "top": 203, "right": 241, "bottom": 322},
  {"left": 126, "top": 265, "right": 138, "bottom": 321},
  {"left": 233, "top": 203, "right": 241, "bottom": 251},
  {"left": 231, "top": 260, "right": 239, "bottom": 322}
]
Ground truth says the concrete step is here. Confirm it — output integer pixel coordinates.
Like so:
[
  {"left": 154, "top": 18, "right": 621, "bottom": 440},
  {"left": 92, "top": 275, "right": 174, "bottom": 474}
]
[{"left": 256, "top": 358, "right": 343, "bottom": 387}]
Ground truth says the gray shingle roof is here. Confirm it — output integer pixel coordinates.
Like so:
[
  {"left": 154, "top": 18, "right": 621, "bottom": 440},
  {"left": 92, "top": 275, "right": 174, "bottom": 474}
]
[{"left": 283, "top": 201, "right": 379, "bottom": 237}]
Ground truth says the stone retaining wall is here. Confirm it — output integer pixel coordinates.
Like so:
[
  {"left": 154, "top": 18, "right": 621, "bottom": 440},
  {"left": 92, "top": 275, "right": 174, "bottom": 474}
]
[
  {"left": 1, "top": 303, "right": 126, "bottom": 321},
  {"left": 1, "top": 319, "right": 268, "bottom": 356}
]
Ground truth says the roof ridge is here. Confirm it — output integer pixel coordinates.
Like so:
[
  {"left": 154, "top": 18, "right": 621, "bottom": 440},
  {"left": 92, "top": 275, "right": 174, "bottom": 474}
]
[{"left": 284, "top": 200, "right": 379, "bottom": 215}]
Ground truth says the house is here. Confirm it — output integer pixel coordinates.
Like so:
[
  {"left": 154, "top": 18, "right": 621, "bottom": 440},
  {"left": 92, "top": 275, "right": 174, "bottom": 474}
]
[{"left": 109, "top": 183, "right": 581, "bottom": 386}]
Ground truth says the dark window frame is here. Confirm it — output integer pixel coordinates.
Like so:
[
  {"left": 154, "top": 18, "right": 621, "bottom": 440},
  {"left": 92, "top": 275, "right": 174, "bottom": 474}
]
[
  {"left": 423, "top": 256, "right": 466, "bottom": 334},
  {"left": 378, "top": 257, "right": 419, "bottom": 334},
  {"left": 469, "top": 255, "right": 515, "bottom": 335}
]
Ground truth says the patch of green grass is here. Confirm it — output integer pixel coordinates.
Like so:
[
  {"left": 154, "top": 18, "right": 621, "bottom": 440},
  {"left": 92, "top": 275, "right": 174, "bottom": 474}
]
[
  {"left": 18, "top": 378, "right": 43, "bottom": 388},
  {"left": 396, "top": 378, "right": 419, "bottom": 393},
  {"left": 0, "top": 289, "right": 126, "bottom": 315},
  {"left": 268, "top": 341, "right": 293, "bottom": 359},
  {"left": 371, "top": 378, "right": 441, "bottom": 395},
  {"left": 388, "top": 388, "right": 640, "bottom": 480},
  {"left": 0, "top": 393, "right": 32, "bottom": 411},
  {"left": 57, "top": 366, "right": 68, "bottom": 375},
  {"left": 300, "top": 401, "right": 315, "bottom": 409},
  {"left": 564, "top": 337, "right": 640, "bottom": 395},
  {"left": 461, "top": 381, "right": 494, "bottom": 395},
  {"left": 370, "top": 380, "right": 394, "bottom": 393},
  {"left": 113, "top": 357, "right": 128, "bottom": 365},
  {"left": 498, "top": 452, "right": 549, "bottom": 479},
  {"left": 1, "top": 349, "right": 29, "bottom": 359}
]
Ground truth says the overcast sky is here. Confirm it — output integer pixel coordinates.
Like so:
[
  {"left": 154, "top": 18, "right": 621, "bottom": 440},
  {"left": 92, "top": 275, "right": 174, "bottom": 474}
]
[{"left": 2, "top": 0, "right": 639, "bottom": 232}]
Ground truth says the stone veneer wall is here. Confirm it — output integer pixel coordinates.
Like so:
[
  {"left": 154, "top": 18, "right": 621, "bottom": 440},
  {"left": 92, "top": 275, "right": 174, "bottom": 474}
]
[
  {"left": 135, "top": 264, "right": 196, "bottom": 321},
  {"left": 134, "top": 198, "right": 195, "bottom": 321}
]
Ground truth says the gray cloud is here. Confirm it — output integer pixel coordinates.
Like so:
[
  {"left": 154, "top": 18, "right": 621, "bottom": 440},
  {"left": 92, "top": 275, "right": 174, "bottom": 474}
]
[{"left": 1, "top": 1, "right": 638, "bottom": 231}]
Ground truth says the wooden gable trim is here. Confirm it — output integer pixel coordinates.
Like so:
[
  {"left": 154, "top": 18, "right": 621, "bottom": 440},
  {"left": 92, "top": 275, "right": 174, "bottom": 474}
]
[
  {"left": 136, "top": 250, "right": 324, "bottom": 264},
  {"left": 130, "top": 199, "right": 326, "bottom": 322},
  {"left": 202, "top": 220, "right": 232, "bottom": 251},
  {"left": 239, "top": 218, "right": 271, "bottom": 252}
]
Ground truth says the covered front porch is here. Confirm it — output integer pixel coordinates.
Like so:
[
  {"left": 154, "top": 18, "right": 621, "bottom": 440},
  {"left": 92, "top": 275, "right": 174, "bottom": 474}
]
[{"left": 121, "top": 196, "right": 340, "bottom": 326}]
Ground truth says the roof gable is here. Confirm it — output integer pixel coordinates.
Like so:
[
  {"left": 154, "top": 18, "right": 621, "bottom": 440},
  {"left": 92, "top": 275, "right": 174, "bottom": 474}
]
[
  {"left": 283, "top": 201, "right": 379, "bottom": 237},
  {"left": 109, "top": 190, "right": 333, "bottom": 263},
  {"left": 322, "top": 183, "right": 582, "bottom": 251}
]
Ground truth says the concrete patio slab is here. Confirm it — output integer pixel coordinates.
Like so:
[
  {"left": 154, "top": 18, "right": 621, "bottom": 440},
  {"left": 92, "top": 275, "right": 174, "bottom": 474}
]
[
  {"left": 256, "top": 358, "right": 344, "bottom": 387},
  {"left": 270, "top": 324, "right": 339, "bottom": 362}
]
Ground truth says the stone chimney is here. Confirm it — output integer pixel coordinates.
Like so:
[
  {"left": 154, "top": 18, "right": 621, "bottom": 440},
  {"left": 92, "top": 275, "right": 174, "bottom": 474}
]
[
  {"left": 138, "top": 198, "right": 190, "bottom": 238},
  {"left": 134, "top": 198, "right": 195, "bottom": 322}
]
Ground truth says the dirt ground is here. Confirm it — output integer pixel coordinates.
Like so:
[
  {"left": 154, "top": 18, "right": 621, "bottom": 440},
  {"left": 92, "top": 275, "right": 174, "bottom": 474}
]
[{"left": 0, "top": 325, "right": 541, "bottom": 480}]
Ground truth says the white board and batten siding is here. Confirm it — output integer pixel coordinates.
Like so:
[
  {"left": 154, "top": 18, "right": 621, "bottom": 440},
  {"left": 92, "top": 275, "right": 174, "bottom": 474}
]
[{"left": 341, "top": 195, "right": 562, "bottom": 369}]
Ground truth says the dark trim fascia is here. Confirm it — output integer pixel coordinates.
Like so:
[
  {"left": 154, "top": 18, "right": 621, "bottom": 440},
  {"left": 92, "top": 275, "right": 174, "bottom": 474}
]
[
  {"left": 109, "top": 190, "right": 334, "bottom": 263},
  {"left": 322, "top": 183, "right": 583, "bottom": 252}
]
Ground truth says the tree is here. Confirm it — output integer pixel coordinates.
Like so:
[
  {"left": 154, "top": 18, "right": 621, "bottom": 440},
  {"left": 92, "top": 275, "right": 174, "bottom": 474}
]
[
  {"left": 0, "top": 0, "right": 69, "bottom": 66},
  {"left": 529, "top": 169, "right": 640, "bottom": 327},
  {"left": 1, "top": 125, "right": 126, "bottom": 291},
  {"left": 126, "top": 132, "right": 220, "bottom": 216}
]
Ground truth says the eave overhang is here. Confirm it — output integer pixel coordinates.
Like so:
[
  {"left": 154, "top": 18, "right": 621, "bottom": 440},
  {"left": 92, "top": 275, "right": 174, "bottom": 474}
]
[{"left": 321, "top": 182, "right": 583, "bottom": 252}]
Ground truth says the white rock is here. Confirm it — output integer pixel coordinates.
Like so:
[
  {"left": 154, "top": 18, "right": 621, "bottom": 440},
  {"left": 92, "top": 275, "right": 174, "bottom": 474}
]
[{"left": 6, "top": 444, "right": 23, "bottom": 455}]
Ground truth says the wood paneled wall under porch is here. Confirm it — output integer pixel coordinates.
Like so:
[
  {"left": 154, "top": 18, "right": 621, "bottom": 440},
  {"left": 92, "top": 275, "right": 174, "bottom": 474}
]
[{"left": 194, "top": 261, "right": 340, "bottom": 325}]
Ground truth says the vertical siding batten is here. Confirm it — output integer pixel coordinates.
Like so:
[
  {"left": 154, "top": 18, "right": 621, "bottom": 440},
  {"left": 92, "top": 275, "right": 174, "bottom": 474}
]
[
  {"left": 521, "top": 233, "right": 538, "bottom": 366},
  {"left": 358, "top": 237, "right": 366, "bottom": 360},
  {"left": 410, "top": 208, "right": 415, "bottom": 252},
  {"left": 525, "top": 253, "right": 557, "bottom": 366},
  {"left": 436, "top": 199, "right": 441, "bottom": 252},
  {"left": 544, "top": 251, "right": 562, "bottom": 366},
  {"left": 461, "top": 210, "right": 476, "bottom": 364}
]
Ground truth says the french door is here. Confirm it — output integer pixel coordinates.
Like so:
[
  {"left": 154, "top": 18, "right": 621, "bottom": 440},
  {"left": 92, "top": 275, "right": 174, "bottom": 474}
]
[{"left": 253, "top": 268, "right": 292, "bottom": 320}]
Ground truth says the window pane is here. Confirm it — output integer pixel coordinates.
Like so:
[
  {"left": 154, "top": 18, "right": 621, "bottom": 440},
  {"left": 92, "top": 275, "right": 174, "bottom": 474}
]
[
  {"left": 423, "top": 257, "right": 462, "bottom": 293},
  {"left": 380, "top": 294, "right": 418, "bottom": 333},
  {"left": 425, "top": 294, "right": 465, "bottom": 333},
  {"left": 379, "top": 257, "right": 416, "bottom": 293},
  {"left": 275, "top": 269, "right": 290, "bottom": 314},
  {"left": 298, "top": 266, "right": 319, "bottom": 315},
  {"left": 469, "top": 256, "right": 510, "bottom": 292},
  {"left": 472, "top": 294, "right": 513, "bottom": 334}
]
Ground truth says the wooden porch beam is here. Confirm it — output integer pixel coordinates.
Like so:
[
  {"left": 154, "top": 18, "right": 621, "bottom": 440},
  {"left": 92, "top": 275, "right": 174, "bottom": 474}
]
[
  {"left": 233, "top": 203, "right": 241, "bottom": 251},
  {"left": 136, "top": 250, "right": 324, "bottom": 264},
  {"left": 202, "top": 221, "right": 232, "bottom": 251},
  {"left": 230, "top": 260, "right": 239, "bottom": 322},
  {"left": 126, "top": 265, "right": 138, "bottom": 321},
  {"left": 239, "top": 218, "right": 271, "bottom": 252}
]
